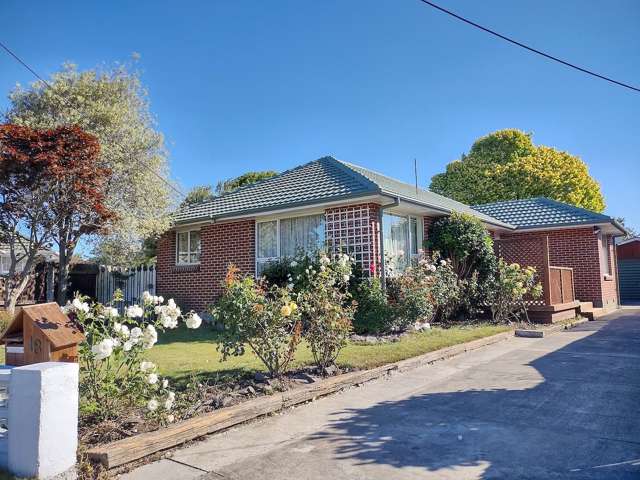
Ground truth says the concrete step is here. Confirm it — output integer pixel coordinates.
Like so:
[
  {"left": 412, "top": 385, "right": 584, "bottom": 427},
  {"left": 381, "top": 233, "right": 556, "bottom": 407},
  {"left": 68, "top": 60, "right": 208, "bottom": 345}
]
[{"left": 578, "top": 302, "right": 595, "bottom": 321}]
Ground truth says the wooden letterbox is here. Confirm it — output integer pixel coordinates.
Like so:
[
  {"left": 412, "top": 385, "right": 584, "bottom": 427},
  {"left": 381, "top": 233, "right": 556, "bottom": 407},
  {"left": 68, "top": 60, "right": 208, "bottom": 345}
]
[{"left": 1, "top": 302, "right": 85, "bottom": 366}]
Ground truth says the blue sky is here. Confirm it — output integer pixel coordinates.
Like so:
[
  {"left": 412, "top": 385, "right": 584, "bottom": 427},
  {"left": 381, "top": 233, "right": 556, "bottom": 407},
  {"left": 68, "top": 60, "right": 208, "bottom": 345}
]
[{"left": 2, "top": 0, "right": 639, "bottom": 230}]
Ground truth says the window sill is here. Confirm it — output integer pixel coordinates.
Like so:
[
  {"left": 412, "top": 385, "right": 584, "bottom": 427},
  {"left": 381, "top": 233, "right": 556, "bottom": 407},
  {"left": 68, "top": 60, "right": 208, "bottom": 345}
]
[
  {"left": 172, "top": 264, "right": 200, "bottom": 273},
  {"left": 603, "top": 274, "right": 614, "bottom": 281}
]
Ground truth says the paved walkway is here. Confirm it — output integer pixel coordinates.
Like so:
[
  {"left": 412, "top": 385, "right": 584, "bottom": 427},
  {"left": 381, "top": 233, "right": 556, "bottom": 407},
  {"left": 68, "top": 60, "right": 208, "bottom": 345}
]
[{"left": 122, "top": 309, "right": 640, "bottom": 480}]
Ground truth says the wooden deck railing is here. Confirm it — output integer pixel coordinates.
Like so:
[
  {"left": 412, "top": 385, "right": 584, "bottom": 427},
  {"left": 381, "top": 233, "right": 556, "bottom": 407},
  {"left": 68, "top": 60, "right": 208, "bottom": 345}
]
[{"left": 548, "top": 266, "right": 575, "bottom": 305}]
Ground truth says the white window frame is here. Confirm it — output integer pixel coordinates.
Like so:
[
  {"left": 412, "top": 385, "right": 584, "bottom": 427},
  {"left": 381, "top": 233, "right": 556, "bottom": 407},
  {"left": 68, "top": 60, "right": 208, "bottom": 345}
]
[
  {"left": 382, "top": 213, "right": 423, "bottom": 275},
  {"left": 0, "top": 253, "right": 27, "bottom": 276},
  {"left": 599, "top": 232, "right": 611, "bottom": 276},
  {"left": 175, "top": 229, "right": 201, "bottom": 266},
  {"left": 255, "top": 213, "right": 326, "bottom": 276},
  {"left": 0, "top": 254, "right": 10, "bottom": 275}
]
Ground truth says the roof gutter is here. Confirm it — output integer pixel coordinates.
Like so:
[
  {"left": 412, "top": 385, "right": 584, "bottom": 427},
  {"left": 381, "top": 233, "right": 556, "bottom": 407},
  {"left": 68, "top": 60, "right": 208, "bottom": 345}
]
[{"left": 379, "top": 191, "right": 516, "bottom": 230}]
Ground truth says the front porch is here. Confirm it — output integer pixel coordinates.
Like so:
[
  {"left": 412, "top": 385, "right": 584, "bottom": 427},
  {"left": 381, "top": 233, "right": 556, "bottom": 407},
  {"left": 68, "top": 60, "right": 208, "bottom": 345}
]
[{"left": 496, "top": 236, "right": 580, "bottom": 323}]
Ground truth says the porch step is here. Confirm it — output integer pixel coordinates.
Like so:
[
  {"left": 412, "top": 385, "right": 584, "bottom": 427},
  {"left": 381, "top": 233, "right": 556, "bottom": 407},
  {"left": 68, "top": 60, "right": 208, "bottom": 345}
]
[{"left": 578, "top": 302, "right": 608, "bottom": 321}]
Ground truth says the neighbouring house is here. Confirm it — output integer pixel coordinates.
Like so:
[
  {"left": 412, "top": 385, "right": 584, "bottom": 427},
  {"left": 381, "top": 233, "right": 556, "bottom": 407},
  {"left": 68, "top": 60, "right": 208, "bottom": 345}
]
[
  {"left": 157, "top": 156, "right": 626, "bottom": 322},
  {"left": 0, "top": 243, "right": 58, "bottom": 308},
  {"left": 616, "top": 237, "right": 640, "bottom": 304}
]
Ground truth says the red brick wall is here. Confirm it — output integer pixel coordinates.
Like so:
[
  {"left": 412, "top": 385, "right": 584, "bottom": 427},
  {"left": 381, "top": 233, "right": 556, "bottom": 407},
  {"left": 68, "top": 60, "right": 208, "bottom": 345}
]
[
  {"left": 422, "top": 216, "right": 439, "bottom": 252},
  {"left": 325, "top": 204, "right": 381, "bottom": 276},
  {"left": 500, "top": 228, "right": 617, "bottom": 308},
  {"left": 156, "top": 220, "right": 255, "bottom": 312}
]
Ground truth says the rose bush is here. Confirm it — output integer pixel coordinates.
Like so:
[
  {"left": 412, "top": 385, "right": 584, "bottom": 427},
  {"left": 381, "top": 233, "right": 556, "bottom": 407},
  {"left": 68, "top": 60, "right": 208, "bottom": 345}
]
[
  {"left": 488, "top": 260, "right": 543, "bottom": 323},
  {"left": 296, "top": 253, "right": 356, "bottom": 373},
  {"left": 211, "top": 266, "right": 302, "bottom": 378},
  {"left": 66, "top": 291, "right": 201, "bottom": 421},
  {"left": 388, "top": 252, "right": 459, "bottom": 330}
]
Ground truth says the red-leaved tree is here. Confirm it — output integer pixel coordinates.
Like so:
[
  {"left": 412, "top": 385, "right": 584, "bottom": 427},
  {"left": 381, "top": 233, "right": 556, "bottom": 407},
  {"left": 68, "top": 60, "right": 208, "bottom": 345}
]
[{"left": 0, "top": 124, "right": 115, "bottom": 310}]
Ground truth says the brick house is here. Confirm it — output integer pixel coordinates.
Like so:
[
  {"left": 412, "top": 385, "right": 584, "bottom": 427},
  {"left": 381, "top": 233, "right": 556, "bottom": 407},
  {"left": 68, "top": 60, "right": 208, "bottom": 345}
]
[{"left": 157, "top": 157, "right": 626, "bottom": 321}]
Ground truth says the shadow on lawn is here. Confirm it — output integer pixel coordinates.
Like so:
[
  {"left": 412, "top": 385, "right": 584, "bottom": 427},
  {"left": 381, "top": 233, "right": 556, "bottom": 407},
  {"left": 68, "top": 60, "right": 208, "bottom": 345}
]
[{"left": 309, "top": 312, "right": 640, "bottom": 479}]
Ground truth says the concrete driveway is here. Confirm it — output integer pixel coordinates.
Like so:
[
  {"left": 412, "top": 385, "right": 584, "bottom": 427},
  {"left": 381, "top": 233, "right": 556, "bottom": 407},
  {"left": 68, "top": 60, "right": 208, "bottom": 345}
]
[{"left": 123, "top": 309, "right": 640, "bottom": 480}]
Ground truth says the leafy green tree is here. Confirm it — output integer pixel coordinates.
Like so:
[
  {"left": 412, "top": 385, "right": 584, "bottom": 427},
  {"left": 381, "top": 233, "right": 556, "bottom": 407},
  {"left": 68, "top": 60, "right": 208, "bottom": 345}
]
[
  {"left": 6, "top": 62, "right": 175, "bottom": 266},
  {"left": 180, "top": 185, "right": 215, "bottom": 208},
  {"left": 215, "top": 171, "right": 277, "bottom": 195},
  {"left": 430, "top": 129, "right": 605, "bottom": 212}
]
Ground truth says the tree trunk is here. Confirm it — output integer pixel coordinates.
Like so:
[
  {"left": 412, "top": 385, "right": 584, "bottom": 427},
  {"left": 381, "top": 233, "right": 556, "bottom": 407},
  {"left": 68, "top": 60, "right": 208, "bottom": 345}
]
[
  {"left": 56, "top": 237, "right": 69, "bottom": 305},
  {"left": 6, "top": 273, "right": 32, "bottom": 315}
]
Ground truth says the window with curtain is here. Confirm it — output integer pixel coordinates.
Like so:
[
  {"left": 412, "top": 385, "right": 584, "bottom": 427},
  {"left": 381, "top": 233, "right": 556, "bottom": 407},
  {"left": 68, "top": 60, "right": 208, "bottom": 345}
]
[
  {"left": 383, "top": 213, "right": 421, "bottom": 275},
  {"left": 176, "top": 230, "right": 201, "bottom": 265},
  {"left": 256, "top": 214, "right": 325, "bottom": 275}
]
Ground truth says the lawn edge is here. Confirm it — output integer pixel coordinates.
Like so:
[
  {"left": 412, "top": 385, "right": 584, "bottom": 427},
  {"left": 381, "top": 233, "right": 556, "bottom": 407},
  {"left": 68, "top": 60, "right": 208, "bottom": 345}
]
[
  {"left": 87, "top": 328, "right": 514, "bottom": 469},
  {"left": 514, "top": 316, "right": 589, "bottom": 338}
]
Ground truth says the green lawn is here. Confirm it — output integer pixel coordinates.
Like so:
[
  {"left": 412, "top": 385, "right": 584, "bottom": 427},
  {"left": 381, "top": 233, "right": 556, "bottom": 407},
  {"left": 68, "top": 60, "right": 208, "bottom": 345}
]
[{"left": 146, "top": 323, "right": 511, "bottom": 383}]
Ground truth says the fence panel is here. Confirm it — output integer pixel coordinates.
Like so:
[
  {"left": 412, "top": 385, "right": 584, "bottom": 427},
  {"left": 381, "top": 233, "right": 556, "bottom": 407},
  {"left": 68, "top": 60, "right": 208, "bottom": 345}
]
[{"left": 96, "top": 265, "right": 156, "bottom": 307}]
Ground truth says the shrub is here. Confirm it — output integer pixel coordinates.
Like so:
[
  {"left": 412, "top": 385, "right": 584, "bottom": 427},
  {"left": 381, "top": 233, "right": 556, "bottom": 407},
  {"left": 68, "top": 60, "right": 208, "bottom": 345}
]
[
  {"left": 297, "top": 253, "right": 356, "bottom": 372},
  {"left": 388, "top": 254, "right": 460, "bottom": 329},
  {"left": 69, "top": 291, "right": 201, "bottom": 421},
  {"left": 428, "top": 212, "right": 497, "bottom": 315},
  {"left": 429, "top": 212, "right": 497, "bottom": 281},
  {"left": 351, "top": 278, "right": 394, "bottom": 334},
  {"left": 212, "top": 266, "right": 302, "bottom": 378},
  {"left": 488, "top": 260, "right": 543, "bottom": 323}
]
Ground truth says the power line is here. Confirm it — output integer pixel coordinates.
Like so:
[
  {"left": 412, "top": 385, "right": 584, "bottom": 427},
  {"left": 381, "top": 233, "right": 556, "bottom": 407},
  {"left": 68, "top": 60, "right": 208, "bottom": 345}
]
[
  {"left": 416, "top": 0, "right": 640, "bottom": 94},
  {"left": 0, "top": 40, "right": 187, "bottom": 197}
]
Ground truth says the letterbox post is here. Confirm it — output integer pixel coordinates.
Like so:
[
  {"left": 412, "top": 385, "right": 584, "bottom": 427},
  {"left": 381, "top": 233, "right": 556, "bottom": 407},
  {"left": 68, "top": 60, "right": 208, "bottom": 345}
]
[{"left": 8, "top": 362, "right": 79, "bottom": 479}]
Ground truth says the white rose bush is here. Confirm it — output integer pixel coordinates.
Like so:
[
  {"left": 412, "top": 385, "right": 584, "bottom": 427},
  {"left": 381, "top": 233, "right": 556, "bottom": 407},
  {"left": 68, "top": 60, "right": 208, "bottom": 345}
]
[{"left": 67, "top": 291, "right": 201, "bottom": 421}]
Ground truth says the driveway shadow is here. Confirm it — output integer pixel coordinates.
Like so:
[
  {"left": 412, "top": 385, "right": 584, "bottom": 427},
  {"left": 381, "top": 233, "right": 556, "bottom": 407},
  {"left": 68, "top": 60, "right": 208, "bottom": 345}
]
[{"left": 310, "top": 312, "right": 640, "bottom": 479}]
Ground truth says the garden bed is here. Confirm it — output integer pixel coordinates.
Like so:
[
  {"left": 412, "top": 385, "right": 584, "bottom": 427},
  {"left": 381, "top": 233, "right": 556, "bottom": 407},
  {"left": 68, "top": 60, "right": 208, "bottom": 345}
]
[
  {"left": 86, "top": 324, "right": 512, "bottom": 469},
  {"left": 79, "top": 323, "right": 509, "bottom": 449}
]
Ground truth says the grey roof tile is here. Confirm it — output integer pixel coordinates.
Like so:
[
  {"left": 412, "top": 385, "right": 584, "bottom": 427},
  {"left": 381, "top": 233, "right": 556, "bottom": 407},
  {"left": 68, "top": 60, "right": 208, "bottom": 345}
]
[
  {"left": 173, "top": 156, "right": 512, "bottom": 228},
  {"left": 472, "top": 197, "right": 615, "bottom": 230}
]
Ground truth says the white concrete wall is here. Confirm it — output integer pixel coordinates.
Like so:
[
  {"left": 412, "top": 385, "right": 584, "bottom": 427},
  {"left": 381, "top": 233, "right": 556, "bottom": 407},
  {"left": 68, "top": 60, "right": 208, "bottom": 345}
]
[{"left": 8, "top": 362, "right": 79, "bottom": 479}]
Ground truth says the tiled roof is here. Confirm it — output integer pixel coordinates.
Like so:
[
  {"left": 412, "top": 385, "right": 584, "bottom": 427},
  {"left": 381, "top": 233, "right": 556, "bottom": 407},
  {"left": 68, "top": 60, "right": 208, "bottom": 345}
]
[
  {"left": 173, "top": 156, "right": 512, "bottom": 228},
  {"left": 472, "top": 197, "right": 616, "bottom": 230}
]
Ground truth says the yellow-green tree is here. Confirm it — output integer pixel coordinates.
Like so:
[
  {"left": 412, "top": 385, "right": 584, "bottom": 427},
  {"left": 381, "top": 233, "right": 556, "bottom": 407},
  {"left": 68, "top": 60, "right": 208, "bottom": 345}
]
[{"left": 430, "top": 129, "right": 605, "bottom": 212}]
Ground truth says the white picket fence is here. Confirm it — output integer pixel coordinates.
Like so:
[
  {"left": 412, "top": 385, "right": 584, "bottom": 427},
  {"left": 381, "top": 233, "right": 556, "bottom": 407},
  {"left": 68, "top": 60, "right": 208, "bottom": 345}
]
[{"left": 96, "top": 265, "right": 156, "bottom": 306}]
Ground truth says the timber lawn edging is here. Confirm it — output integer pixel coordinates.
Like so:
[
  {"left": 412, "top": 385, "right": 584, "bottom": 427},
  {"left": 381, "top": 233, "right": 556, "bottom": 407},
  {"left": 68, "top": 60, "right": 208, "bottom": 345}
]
[{"left": 88, "top": 319, "right": 589, "bottom": 469}]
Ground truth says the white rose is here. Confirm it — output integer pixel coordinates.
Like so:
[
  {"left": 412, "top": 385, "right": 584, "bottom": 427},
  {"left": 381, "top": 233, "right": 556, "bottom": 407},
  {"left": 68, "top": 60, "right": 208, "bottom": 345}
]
[
  {"left": 130, "top": 327, "right": 143, "bottom": 339},
  {"left": 342, "top": 274, "right": 350, "bottom": 282},
  {"left": 147, "top": 373, "right": 159, "bottom": 385},
  {"left": 142, "top": 324, "right": 158, "bottom": 349},
  {"left": 140, "top": 360, "right": 155, "bottom": 372},
  {"left": 72, "top": 298, "right": 90, "bottom": 314},
  {"left": 166, "top": 414, "right": 175, "bottom": 423},
  {"left": 185, "top": 312, "right": 202, "bottom": 329},
  {"left": 91, "top": 338, "right": 114, "bottom": 360},
  {"left": 126, "top": 305, "right": 144, "bottom": 318},
  {"left": 147, "top": 399, "right": 159, "bottom": 411},
  {"left": 162, "top": 379, "right": 169, "bottom": 388},
  {"left": 123, "top": 340, "right": 133, "bottom": 352},
  {"left": 167, "top": 391, "right": 175, "bottom": 401},
  {"left": 164, "top": 398, "right": 174, "bottom": 410},
  {"left": 120, "top": 325, "right": 130, "bottom": 338},
  {"left": 105, "top": 307, "right": 119, "bottom": 318}
]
